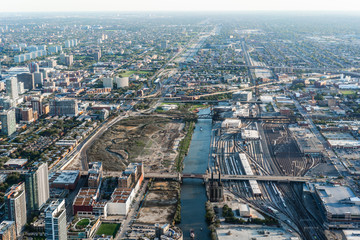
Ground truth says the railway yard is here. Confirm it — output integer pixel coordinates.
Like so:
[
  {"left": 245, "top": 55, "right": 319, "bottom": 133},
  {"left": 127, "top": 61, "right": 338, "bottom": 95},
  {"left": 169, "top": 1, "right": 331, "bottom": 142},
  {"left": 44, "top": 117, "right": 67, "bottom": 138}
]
[{"left": 211, "top": 117, "right": 332, "bottom": 240}]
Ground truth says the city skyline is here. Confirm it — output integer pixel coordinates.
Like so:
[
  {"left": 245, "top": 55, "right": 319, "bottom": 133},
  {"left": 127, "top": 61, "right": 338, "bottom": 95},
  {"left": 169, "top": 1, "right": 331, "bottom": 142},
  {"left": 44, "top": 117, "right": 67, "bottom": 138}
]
[{"left": 2, "top": 0, "right": 360, "bottom": 12}]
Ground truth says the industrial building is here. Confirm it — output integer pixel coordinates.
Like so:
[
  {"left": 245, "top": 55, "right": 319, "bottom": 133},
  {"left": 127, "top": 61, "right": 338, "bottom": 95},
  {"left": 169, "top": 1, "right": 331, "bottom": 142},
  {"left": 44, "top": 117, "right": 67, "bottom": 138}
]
[
  {"left": 49, "top": 170, "right": 80, "bottom": 190},
  {"left": 3, "top": 159, "right": 28, "bottom": 169},
  {"left": 312, "top": 184, "right": 360, "bottom": 228},
  {"left": 233, "top": 91, "right": 252, "bottom": 101},
  {"left": 49, "top": 99, "right": 78, "bottom": 117},
  {"left": 221, "top": 119, "right": 241, "bottom": 129},
  {"left": 288, "top": 125, "right": 324, "bottom": 156},
  {"left": 238, "top": 153, "right": 261, "bottom": 196}
]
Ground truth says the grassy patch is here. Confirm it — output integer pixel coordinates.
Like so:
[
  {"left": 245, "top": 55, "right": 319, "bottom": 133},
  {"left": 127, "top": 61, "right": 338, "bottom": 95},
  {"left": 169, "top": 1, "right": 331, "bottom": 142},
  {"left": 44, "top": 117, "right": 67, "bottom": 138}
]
[
  {"left": 76, "top": 219, "right": 90, "bottom": 227},
  {"left": 340, "top": 90, "right": 355, "bottom": 95},
  {"left": 175, "top": 121, "right": 195, "bottom": 172},
  {"left": 120, "top": 70, "right": 151, "bottom": 77},
  {"left": 96, "top": 223, "right": 120, "bottom": 238}
]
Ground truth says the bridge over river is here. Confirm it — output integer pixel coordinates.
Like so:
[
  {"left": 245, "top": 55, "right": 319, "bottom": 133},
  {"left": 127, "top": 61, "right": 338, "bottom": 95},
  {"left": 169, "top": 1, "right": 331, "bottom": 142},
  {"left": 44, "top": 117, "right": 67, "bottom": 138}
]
[{"left": 144, "top": 172, "right": 321, "bottom": 183}]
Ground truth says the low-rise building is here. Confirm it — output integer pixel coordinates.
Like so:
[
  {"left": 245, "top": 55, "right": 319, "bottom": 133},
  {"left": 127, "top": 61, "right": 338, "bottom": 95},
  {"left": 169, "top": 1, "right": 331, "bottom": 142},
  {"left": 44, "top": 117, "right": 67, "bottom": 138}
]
[{"left": 49, "top": 171, "right": 80, "bottom": 190}]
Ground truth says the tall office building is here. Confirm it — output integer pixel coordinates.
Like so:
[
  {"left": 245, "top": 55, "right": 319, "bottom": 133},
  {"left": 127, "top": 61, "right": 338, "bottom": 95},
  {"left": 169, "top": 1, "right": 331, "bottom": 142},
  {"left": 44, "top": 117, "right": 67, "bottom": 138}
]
[
  {"left": 45, "top": 199, "right": 67, "bottom": 240},
  {"left": 25, "top": 162, "right": 50, "bottom": 213},
  {"left": 6, "top": 78, "right": 18, "bottom": 100},
  {"left": 4, "top": 183, "right": 27, "bottom": 236},
  {"left": 17, "top": 73, "right": 34, "bottom": 90},
  {"left": 0, "top": 109, "right": 16, "bottom": 136},
  {"left": 49, "top": 99, "right": 78, "bottom": 117},
  {"left": 0, "top": 221, "right": 16, "bottom": 240}
]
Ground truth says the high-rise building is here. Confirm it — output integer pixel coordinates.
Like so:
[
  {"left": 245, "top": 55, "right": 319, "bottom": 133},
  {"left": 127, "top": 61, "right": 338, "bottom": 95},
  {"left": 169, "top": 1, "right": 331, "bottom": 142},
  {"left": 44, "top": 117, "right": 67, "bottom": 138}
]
[
  {"left": 0, "top": 221, "right": 16, "bottom": 240},
  {"left": 46, "top": 59, "right": 57, "bottom": 68},
  {"left": 0, "top": 82, "right": 5, "bottom": 91},
  {"left": 64, "top": 55, "right": 73, "bottom": 66},
  {"left": 17, "top": 82, "right": 25, "bottom": 95},
  {"left": 20, "top": 108, "right": 34, "bottom": 123},
  {"left": 0, "top": 97, "right": 15, "bottom": 110},
  {"left": 6, "top": 78, "right": 18, "bottom": 100},
  {"left": 4, "top": 183, "right": 27, "bottom": 236},
  {"left": 93, "top": 49, "right": 101, "bottom": 62},
  {"left": 102, "top": 77, "right": 113, "bottom": 89},
  {"left": 49, "top": 99, "right": 78, "bottom": 117},
  {"left": 29, "top": 62, "right": 39, "bottom": 73},
  {"left": 0, "top": 109, "right": 16, "bottom": 136},
  {"left": 17, "top": 73, "right": 34, "bottom": 90},
  {"left": 25, "top": 162, "right": 50, "bottom": 213},
  {"left": 115, "top": 77, "right": 129, "bottom": 88},
  {"left": 161, "top": 40, "right": 168, "bottom": 49},
  {"left": 34, "top": 72, "right": 43, "bottom": 86},
  {"left": 45, "top": 199, "right": 67, "bottom": 240},
  {"left": 31, "top": 97, "right": 43, "bottom": 116}
]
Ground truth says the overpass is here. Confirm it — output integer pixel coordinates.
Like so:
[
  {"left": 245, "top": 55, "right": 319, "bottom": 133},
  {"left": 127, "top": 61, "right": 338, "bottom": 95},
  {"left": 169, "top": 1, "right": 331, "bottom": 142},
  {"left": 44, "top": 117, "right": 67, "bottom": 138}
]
[{"left": 144, "top": 172, "right": 317, "bottom": 183}]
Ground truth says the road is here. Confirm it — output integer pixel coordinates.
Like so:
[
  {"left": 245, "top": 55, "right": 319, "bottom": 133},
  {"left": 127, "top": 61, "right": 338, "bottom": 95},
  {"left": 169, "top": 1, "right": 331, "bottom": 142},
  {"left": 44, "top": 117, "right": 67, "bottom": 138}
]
[{"left": 115, "top": 180, "right": 149, "bottom": 240}]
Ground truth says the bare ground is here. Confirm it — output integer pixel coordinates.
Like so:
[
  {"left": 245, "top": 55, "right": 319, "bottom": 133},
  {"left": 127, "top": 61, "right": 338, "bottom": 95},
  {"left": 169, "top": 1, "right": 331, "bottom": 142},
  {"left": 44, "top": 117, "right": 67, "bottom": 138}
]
[{"left": 86, "top": 115, "right": 185, "bottom": 172}]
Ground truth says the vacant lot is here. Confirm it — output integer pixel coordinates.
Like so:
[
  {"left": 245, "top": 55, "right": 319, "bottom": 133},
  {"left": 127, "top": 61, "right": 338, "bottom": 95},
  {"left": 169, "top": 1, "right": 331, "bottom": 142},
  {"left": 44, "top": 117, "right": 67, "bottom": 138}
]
[
  {"left": 137, "top": 181, "right": 180, "bottom": 224},
  {"left": 87, "top": 115, "right": 184, "bottom": 172}
]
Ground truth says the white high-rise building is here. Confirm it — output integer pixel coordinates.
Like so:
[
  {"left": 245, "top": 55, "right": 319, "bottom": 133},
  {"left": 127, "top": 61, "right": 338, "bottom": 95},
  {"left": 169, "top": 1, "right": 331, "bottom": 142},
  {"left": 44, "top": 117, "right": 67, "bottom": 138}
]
[
  {"left": 6, "top": 78, "right": 18, "bottom": 100},
  {"left": 4, "top": 183, "right": 27, "bottom": 236},
  {"left": 45, "top": 199, "right": 67, "bottom": 240},
  {"left": 103, "top": 77, "right": 114, "bottom": 89},
  {"left": 115, "top": 77, "right": 129, "bottom": 88}
]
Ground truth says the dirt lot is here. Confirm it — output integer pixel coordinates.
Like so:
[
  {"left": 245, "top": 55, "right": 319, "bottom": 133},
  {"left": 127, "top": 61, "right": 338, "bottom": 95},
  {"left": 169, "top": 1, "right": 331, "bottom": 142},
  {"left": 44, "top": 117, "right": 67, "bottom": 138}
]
[
  {"left": 137, "top": 181, "right": 180, "bottom": 224},
  {"left": 87, "top": 115, "right": 185, "bottom": 172}
]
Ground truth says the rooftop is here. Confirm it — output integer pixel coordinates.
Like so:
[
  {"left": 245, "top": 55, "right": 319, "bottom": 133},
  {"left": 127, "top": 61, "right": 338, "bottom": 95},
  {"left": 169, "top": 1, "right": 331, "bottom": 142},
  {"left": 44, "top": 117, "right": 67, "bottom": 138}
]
[
  {"left": 50, "top": 170, "right": 79, "bottom": 184},
  {"left": 315, "top": 185, "right": 360, "bottom": 216}
]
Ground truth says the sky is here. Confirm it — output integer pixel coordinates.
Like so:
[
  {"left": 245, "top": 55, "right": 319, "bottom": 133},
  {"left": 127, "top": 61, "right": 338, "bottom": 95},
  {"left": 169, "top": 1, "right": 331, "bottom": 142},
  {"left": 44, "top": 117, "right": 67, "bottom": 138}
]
[{"left": 1, "top": 0, "right": 360, "bottom": 12}]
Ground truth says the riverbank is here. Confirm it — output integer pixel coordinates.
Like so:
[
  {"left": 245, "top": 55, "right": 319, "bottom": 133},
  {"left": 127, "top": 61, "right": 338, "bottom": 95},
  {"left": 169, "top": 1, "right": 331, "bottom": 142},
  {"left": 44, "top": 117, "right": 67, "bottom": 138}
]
[{"left": 178, "top": 113, "right": 212, "bottom": 240}]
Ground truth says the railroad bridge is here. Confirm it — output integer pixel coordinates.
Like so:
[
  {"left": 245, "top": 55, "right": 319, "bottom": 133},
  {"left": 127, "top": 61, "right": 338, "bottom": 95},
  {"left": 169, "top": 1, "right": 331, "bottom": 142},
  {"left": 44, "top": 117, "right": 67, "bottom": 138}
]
[{"left": 144, "top": 172, "right": 317, "bottom": 183}]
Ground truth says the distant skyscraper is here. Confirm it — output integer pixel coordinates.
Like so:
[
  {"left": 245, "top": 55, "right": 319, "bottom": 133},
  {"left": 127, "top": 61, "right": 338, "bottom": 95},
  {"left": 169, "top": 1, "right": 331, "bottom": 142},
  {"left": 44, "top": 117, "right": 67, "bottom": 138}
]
[
  {"left": 0, "top": 221, "right": 16, "bottom": 240},
  {"left": 102, "top": 77, "right": 113, "bottom": 89},
  {"left": 45, "top": 199, "right": 67, "bottom": 240},
  {"left": 0, "top": 109, "right": 16, "bottom": 136},
  {"left": 28, "top": 62, "right": 39, "bottom": 73},
  {"left": 25, "top": 162, "right": 50, "bottom": 213},
  {"left": 6, "top": 78, "right": 18, "bottom": 100},
  {"left": 34, "top": 72, "right": 43, "bottom": 86},
  {"left": 93, "top": 49, "right": 101, "bottom": 62},
  {"left": 49, "top": 99, "right": 78, "bottom": 117},
  {"left": 64, "top": 55, "right": 73, "bottom": 66},
  {"left": 4, "top": 183, "right": 27, "bottom": 236},
  {"left": 17, "top": 73, "right": 34, "bottom": 90},
  {"left": 161, "top": 40, "right": 168, "bottom": 49}
]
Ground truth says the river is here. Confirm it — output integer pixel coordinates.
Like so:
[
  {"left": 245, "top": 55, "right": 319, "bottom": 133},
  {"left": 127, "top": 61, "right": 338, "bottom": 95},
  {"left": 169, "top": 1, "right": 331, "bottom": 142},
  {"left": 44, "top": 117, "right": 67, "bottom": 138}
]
[{"left": 178, "top": 108, "right": 212, "bottom": 240}]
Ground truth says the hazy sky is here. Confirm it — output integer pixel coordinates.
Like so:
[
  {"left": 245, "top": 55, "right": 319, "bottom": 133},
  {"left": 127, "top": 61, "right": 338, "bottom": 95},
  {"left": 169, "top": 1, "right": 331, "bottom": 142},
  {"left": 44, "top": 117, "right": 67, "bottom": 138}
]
[{"left": 2, "top": 0, "right": 360, "bottom": 12}]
